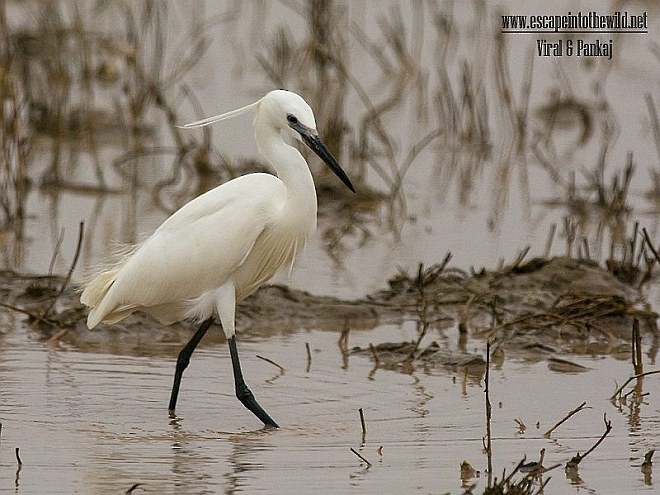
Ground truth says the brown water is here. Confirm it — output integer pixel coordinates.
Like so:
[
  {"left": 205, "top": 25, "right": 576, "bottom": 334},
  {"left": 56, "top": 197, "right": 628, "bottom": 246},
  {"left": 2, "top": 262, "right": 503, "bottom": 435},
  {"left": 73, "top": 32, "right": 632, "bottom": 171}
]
[
  {"left": 1, "top": 0, "right": 660, "bottom": 493},
  {"left": 0, "top": 319, "right": 658, "bottom": 494}
]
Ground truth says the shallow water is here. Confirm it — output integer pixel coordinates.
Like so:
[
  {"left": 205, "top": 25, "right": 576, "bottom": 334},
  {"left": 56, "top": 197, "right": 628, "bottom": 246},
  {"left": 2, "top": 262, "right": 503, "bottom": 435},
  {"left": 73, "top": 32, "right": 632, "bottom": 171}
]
[{"left": 0, "top": 320, "right": 658, "bottom": 494}]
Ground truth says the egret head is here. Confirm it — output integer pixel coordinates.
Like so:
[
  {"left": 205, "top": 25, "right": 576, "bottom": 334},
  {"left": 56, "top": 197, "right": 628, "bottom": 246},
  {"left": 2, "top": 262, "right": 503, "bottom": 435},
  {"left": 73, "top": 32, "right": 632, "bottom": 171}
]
[
  {"left": 259, "top": 90, "right": 356, "bottom": 193},
  {"left": 258, "top": 90, "right": 316, "bottom": 140},
  {"left": 179, "top": 89, "right": 355, "bottom": 193}
]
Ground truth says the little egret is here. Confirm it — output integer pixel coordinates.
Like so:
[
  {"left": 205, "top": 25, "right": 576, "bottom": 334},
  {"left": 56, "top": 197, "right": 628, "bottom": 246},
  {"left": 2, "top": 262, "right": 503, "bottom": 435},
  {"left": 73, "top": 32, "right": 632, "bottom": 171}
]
[{"left": 81, "top": 89, "right": 355, "bottom": 428}]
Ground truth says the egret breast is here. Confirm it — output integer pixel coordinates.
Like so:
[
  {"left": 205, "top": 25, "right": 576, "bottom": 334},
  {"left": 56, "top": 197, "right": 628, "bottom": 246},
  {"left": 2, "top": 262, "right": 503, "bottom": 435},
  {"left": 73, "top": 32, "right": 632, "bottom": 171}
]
[{"left": 232, "top": 218, "right": 310, "bottom": 302}]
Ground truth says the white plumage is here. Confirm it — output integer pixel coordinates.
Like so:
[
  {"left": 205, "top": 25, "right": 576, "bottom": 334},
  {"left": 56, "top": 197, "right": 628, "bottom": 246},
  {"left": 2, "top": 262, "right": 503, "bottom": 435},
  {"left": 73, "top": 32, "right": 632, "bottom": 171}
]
[
  {"left": 82, "top": 173, "right": 306, "bottom": 329},
  {"left": 80, "top": 89, "right": 355, "bottom": 427}
]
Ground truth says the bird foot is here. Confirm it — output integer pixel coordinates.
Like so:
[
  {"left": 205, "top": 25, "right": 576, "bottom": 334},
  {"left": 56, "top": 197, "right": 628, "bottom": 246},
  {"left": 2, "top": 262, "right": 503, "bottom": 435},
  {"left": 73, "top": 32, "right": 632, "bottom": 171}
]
[{"left": 236, "top": 383, "right": 279, "bottom": 428}]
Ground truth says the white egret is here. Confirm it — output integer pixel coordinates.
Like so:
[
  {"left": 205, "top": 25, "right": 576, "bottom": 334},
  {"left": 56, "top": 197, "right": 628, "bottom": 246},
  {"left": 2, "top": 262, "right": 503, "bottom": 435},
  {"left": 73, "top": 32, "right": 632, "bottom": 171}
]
[{"left": 80, "top": 89, "right": 355, "bottom": 428}]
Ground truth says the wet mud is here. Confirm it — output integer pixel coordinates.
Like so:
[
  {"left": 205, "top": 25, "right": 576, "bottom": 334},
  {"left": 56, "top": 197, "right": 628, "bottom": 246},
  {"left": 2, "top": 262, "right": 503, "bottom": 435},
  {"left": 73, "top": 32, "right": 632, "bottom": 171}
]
[{"left": 2, "top": 256, "right": 656, "bottom": 370}]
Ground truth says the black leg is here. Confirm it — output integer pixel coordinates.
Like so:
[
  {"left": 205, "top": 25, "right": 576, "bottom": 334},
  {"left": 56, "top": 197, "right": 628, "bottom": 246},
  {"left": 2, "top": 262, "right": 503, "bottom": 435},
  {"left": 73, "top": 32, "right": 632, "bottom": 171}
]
[
  {"left": 168, "top": 317, "right": 213, "bottom": 415},
  {"left": 228, "top": 336, "right": 279, "bottom": 428}
]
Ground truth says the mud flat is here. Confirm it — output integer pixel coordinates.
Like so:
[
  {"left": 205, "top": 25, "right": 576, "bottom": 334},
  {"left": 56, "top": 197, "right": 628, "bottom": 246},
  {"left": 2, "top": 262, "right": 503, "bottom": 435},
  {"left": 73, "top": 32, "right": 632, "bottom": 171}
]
[{"left": 2, "top": 256, "right": 656, "bottom": 368}]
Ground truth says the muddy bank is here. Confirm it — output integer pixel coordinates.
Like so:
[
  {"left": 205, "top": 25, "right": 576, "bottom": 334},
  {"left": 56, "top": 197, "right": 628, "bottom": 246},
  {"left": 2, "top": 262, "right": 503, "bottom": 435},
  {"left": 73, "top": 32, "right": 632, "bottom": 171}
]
[{"left": 1, "top": 257, "right": 657, "bottom": 370}]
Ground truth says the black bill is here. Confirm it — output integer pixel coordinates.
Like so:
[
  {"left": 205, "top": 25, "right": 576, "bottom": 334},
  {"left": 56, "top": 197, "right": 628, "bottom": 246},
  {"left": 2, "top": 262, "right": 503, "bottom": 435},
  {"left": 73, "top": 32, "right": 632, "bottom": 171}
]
[{"left": 291, "top": 120, "right": 356, "bottom": 193}]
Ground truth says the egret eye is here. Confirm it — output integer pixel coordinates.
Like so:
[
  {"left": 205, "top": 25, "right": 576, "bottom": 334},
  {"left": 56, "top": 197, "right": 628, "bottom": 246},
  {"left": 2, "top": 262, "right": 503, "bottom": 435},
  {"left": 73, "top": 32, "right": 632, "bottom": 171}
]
[{"left": 286, "top": 114, "right": 298, "bottom": 125}]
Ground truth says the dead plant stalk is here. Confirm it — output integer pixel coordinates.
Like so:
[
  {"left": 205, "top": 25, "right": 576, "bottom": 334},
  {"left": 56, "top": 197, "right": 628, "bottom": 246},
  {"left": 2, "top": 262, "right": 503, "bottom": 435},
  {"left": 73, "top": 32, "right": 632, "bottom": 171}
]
[
  {"left": 565, "top": 414, "right": 613, "bottom": 470},
  {"left": 543, "top": 401, "right": 588, "bottom": 438},
  {"left": 484, "top": 340, "right": 493, "bottom": 485}
]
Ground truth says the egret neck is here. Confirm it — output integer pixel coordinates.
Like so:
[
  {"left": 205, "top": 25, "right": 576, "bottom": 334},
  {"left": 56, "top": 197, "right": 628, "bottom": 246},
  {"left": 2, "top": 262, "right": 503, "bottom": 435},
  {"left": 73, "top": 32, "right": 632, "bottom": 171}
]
[{"left": 254, "top": 115, "right": 318, "bottom": 231}]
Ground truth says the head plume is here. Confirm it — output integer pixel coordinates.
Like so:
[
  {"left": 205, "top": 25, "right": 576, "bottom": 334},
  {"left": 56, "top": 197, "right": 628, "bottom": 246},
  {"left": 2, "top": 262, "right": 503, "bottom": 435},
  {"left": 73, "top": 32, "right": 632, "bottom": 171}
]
[{"left": 177, "top": 97, "right": 262, "bottom": 129}]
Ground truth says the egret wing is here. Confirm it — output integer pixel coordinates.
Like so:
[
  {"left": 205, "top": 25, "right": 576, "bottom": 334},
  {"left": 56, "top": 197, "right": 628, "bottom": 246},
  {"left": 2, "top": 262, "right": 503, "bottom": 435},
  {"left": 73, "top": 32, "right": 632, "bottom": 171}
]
[{"left": 87, "top": 174, "right": 285, "bottom": 326}]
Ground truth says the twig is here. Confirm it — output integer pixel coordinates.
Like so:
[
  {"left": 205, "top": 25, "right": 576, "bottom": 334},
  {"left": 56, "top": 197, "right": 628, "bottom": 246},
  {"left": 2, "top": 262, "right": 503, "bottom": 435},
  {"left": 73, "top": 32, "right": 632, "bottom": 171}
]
[
  {"left": 48, "top": 227, "right": 65, "bottom": 276},
  {"left": 390, "top": 128, "right": 443, "bottom": 200},
  {"left": 338, "top": 320, "right": 350, "bottom": 370},
  {"left": 256, "top": 355, "right": 285, "bottom": 372},
  {"left": 0, "top": 302, "right": 59, "bottom": 328},
  {"left": 632, "top": 318, "right": 643, "bottom": 375},
  {"left": 369, "top": 343, "right": 380, "bottom": 367},
  {"left": 48, "top": 328, "right": 70, "bottom": 344},
  {"left": 350, "top": 447, "right": 372, "bottom": 467},
  {"left": 368, "top": 343, "right": 380, "bottom": 380},
  {"left": 359, "top": 408, "right": 367, "bottom": 438},
  {"left": 14, "top": 447, "right": 22, "bottom": 489},
  {"left": 520, "top": 448, "right": 546, "bottom": 474},
  {"left": 580, "top": 237, "right": 591, "bottom": 260},
  {"left": 642, "top": 227, "right": 660, "bottom": 264},
  {"left": 544, "top": 223, "right": 557, "bottom": 257},
  {"left": 408, "top": 263, "right": 430, "bottom": 359},
  {"left": 565, "top": 413, "right": 613, "bottom": 469},
  {"left": 543, "top": 401, "right": 588, "bottom": 438},
  {"left": 41, "top": 221, "right": 85, "bottom": 319},
  {"left": 305, "top": 342, "right": 312, "bottom": 372},
  {"left": 125, "top": 483, "right": 143, "bottom": 494},
  {"left": 610, "top": 369, "right": 660, "bottom": 400},
  {"left": 514, "top": 418, "right": 526, "bottom": 433},
  {"left": 622, "top": 388, "right": 647, "bottom": 400},
  {"left": 642, "top": 449, "right": 655, "bottom": 469},
  {"left": 502, "top": 457, "right": 526, "bottom": 486},
  {"left": 484, "top": 340, "right": 493, "bottom": 485},
  {"left": 490, "top": 246, "right": 531, "bottom": 284},
  {"left": 338, "top": 320, "right": 350, "bottom": 353}
]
